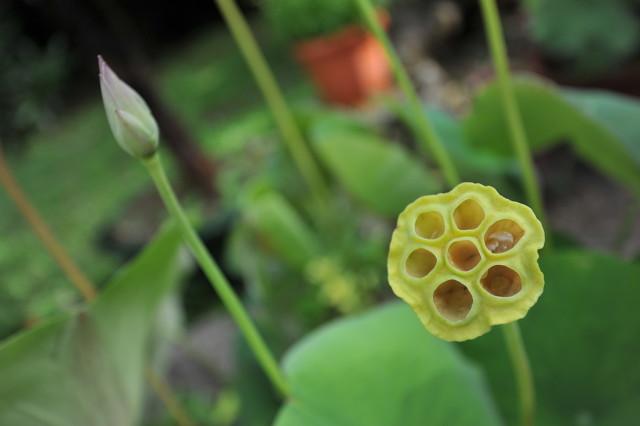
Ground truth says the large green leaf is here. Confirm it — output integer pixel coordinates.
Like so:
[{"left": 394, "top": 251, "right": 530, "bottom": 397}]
[
  {"left": 311, "top": 119, "right": 442, "bottom": 217},
  {"left": 275, "top": 302, "right": 502, "bottom": 426},
  {"left": 464, "top": 78, "right": 640, "bottom": 196},
  {"left": 0, "top": 224, "right": 185, "bottom": 426},
  {"left": 462, "top": 249, "right": 640, "bottom": 425}
]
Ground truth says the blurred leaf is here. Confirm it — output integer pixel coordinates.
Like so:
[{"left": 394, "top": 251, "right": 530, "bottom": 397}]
[
  {"left": 462, "top": 249, "right": 640, "bottom": 425},
  {"left": 0, "top": 224, "right": 185, "bottom": 426},
  {"left": 425, "top": 107, "right": 516, "bottom": 180},
  {"left": 234, "top": 337, "right": 282, "bottom": 426},
  {"left": 244, "top": 191, "right": 321, "bottom": 270},
  {"left": 275, "top": 302, "right": 502, "bottom": 426},
  {"left": 563, "top": 88, "right": 640, "bottom": 165},
  {"left": 464, "top": 78, "right": 640, "bottom": 196},
  {"left": 312, "top": 120, "right": 441, "bottom": 216},
  {"left": 524, "top": 0, "right": 639, "bottom": 76}
]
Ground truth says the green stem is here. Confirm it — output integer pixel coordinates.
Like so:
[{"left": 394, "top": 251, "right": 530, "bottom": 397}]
[
  {"left": 478, "top": 0, "right": 546, "bottom": 225},
  {"left": 354, "top": 0, "right": 459, "bottom": 187},
  {"left": 478, "top": 2, "right": 539, "bottom": 424},
  {"left": 215, "top": 0, "right": 328, "bottom": 201},
  {"left": 502, "top": 323, "right": 535, "bottom": 426},
  {"left": 143, "top": 154, "right": 290, "bottom": 398}
]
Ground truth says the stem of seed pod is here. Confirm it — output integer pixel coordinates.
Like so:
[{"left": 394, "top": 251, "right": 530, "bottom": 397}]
[
  {"left": 477, "top": 2, "right": 539, "bottom": 425},
  {"left": 478, "top": 0, "right": 547, "bottom": 227},
  {"left": 354, "top": 0, "right": 460, "bottom": 188},
  {"left": 143, "top": 153, "right": 290, "bottom": 398},
  {"left": 215, "top": 0, "right": 329, "bottom": 204},
  {"left": 502, "top": 322, "right": 535, "bottom": 426}
]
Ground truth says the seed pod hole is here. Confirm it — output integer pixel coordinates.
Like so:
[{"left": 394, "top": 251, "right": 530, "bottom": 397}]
[
  {"left": 415, "top": 212, "right": 444, "bottom": 239},
  {"left": 433, "top": 280, "right": 473, "bottom": 321},
  {"left": 481, "top": 265, "right": 522, "bottom": 297},
  {"left": 448, "top": 240, "right": 482, "bottom": 271},
  {"left": 453, "top": 199, "right": 485, "bottom": 230},
  {"left": 485, "top": 219, "right": 524, "bottom": 253},
  {"left": 405, "top": 248, "right": 437, "bottom": 278}
]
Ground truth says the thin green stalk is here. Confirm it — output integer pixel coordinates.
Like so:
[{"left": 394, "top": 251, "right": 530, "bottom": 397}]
[
  {"left": 502, "top": 323, "right": 535, "bottom": 426},
  {"left": 354, "top": 0, "right": 459, "bottom": 187},
  {"left": 143, "top": 154, "right": 289, "bottom": 398},
  {"left": 215, "top": 0, "right": 328, "bottom": 202},
  {"left": 478, "top": 0, "right": 546, "bottom": 226},
  {"left": 477, "top": 3, "right": 539, "bottom": 424}
]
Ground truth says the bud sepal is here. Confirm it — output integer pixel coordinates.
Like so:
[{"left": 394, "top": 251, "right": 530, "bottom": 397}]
[{"left": 98, "top": 55, "right": 159, "bottom": 158}]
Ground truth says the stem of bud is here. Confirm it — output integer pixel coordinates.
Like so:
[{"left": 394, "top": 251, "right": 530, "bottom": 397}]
[{"left": 143, "top": 153, "right": 290, "bottom": 398}]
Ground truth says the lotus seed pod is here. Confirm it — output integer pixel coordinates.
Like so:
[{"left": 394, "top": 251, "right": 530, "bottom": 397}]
[
  {"left": 98, "top": 55, "right": 159, "bottom": 159},
  {"left": 388, "top": 182, "right": 545, "bottom": 341}
]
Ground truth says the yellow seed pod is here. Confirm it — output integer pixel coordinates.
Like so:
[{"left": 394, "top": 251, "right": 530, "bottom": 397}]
[{"left": 388, "top": 182, "right": 545, "bottom": 341}]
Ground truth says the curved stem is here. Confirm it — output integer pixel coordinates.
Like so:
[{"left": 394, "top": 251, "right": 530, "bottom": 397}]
[
  {"left": 0, "top": 148, "right": 97, "bottom": 301},
  {"left": 478, "top": 0, "right": 546, "bottom": 226},
  {"left": 502, "top": 323, "right": 535, "bottom": 426},
  {"left": 215, "top": 0, "right": 328, "bottom": 202},
  {"left": 354, "top": 0, "right": 460, "bottom": 187},
  {"left": 143, "top": 154, "right": 289, "bottom": 398},
  {"left": 0, "top": 146, "right": 195, "bottom": 426},
  {"left": 145, "top": 367, "right": 196, "bottom": 426}
]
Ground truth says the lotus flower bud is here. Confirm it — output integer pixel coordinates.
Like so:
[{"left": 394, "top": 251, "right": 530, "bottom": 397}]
[
  {"left": 98, "top": 55, "right": 159, "bottom": 158},
  {"left": 388, "top": 182, "right": 545, "bottom": 341}
]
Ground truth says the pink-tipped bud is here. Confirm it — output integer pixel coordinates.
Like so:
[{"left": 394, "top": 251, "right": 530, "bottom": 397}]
[{"left": 98, "top": 55, "right": 159, "bottom": 158}]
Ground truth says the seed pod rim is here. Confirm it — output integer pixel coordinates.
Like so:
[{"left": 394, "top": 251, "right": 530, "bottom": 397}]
[{"left": 388, "top": 182, "right": 545, "bottom": 342}]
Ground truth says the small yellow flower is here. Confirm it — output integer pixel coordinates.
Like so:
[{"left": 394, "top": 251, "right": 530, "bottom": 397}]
[{"left": 387, "top": 182, "right": 545, "bottom": 341}]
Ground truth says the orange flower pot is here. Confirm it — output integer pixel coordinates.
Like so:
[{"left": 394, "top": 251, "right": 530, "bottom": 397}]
[{"left": 294, "top": 11, "right": 393, "bottom": 107}]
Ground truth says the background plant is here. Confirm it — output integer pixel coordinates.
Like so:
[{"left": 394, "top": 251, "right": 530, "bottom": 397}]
[
  {"left": 262, "top": 0, "right": 390, "bottom": 42},
  {"left": 525, "top": 0, "right": 640, "bottom": 77},
  {"left": 0, "top": 14, "right": 68, "bottom": 145}
]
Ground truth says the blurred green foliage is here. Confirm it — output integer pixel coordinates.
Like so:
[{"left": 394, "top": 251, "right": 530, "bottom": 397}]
[
  {"left": 464, "top": 77, "right": 640, "bottom": 198},
  {"left": 463, "top": 250, "right": 640, "bottom": 425},
  {"left": 262, "top": 0, "right": 390, "bottom": 42},
  {"left": 0, "top": 25, "right": 305, "bottom": 337},
  {"left": 0, "top": 15, "right": 68, "bottom": 144},
  {"left": 148, "top": 390, "right": 239, "bottom": 426},
  {"left": 0, "top": 105, "right": 148, "bottom": 335},
  {"left": 0, "top": 224, "right": 185, "bottom": 425},
  {"left": 525, "top": 0, "right": 640, "bottom": 77},
  {"left": 310, "top": 112, "right": 442, "bottom": 216}
]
